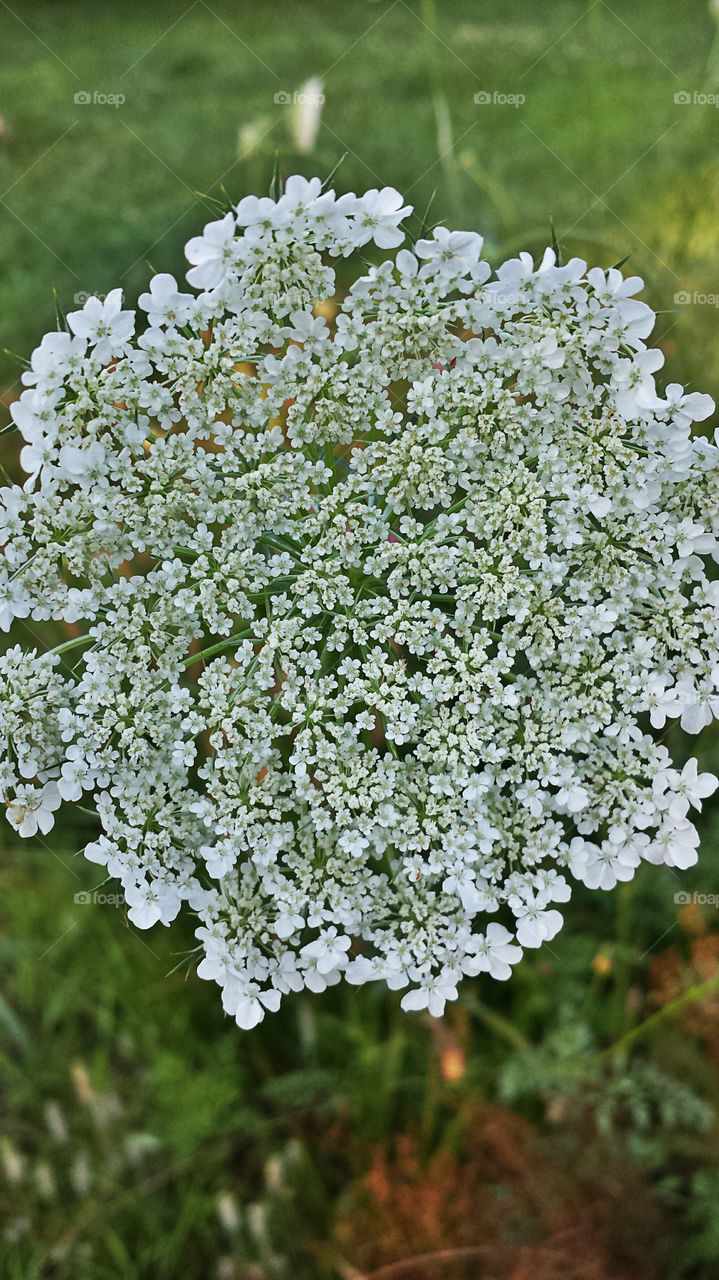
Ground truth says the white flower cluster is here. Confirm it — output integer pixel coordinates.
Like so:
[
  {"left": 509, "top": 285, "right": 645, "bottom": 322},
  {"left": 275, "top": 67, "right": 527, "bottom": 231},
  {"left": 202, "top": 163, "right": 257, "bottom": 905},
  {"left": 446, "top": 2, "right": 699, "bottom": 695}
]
[{"left": 2, "top": 175, "right": 718, "bottom": 1027}]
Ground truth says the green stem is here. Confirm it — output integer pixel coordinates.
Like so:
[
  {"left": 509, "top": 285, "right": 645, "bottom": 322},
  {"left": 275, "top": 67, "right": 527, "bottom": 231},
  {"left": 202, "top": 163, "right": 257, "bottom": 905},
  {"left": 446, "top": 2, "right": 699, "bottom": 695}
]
[
  {"left": 467, "top": 997, "right": 530, "bottom": 1052},
  {"left": 182, "top": 630, "right": 255, "bottom": 667},
  {"left": 611, "top": 879, "right": 634, "bottom": 1037},
  {"left": 49, "top": 634, "right": 94, "bottom": 657},
  {"left": 604, "top": 969, "right": 719, "bottom": 1059}
]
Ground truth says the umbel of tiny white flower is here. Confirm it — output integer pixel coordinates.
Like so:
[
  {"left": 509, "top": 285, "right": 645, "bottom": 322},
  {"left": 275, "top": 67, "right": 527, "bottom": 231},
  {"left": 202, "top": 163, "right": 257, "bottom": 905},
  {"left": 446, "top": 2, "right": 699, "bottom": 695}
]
[{"left": 1, "top": 174, "right": 718, "bottom": 1029}]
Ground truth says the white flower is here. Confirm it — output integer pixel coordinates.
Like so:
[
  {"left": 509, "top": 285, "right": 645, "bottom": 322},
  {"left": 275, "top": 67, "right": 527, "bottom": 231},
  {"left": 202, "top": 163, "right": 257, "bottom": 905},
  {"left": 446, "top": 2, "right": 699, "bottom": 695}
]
[
  {"left": 569, "top": 833, "right": 642, "bottom": 891},
  {"left": 287, "top": 309, "right": 328, "bottom": 343},
  {"left": 125, "top": 879, "right": 182, "bottom": 929},
  {"left": 401, "top": 972, "right": 459, "bottom": 1017},
  {"left": 644, "top": 818, "right": 700, "bottom": 870},
  {"left": 66, "top": 290, "right": 135, "bottom": 364},
  {"left": 554, "top": 780, "right": 590, "bottom": 814},
  {"left": 300, "top": 928, "right": 351, "bottom": 975},
  {"left": 236, "top": 194, "right": 297, "bottom": 248},
  {"left": 415, "top": 226, "right": 484, "bottom": 277},
  {"left": 22, "top": 331, "right": 86, "bottom": 387},
  {"left": 514, "top": 907, "right": 563, "bottom": 949},
  {"left": 463, "top": 924, "right": 523, "bottom": 981},
  {"left": 0, "top": 577, "right": 31, "bottom": 632},
  {"left": 220, "top": 978, "right": 281, "bottom": 1030},
  {"left": 6, "top": 782, "right": 61, "bottom": 837},
  {"left": 1, "top": 174, "right": 717, "bottom": 1028},
  {"left": 185, "top": 212, "right": 238, "bottom": 289},
  {"left": 280, "top": 174, "right": 323, "bottom": 209},
  {"left": 58, "top": 441, "right": 106, "bottom": 480},
  {"left": 655, "top": 758, "right": 718, "bottom": 819},
  {"left": 138, "top": 273, "right": 193, "bottom": 327},
  {"left": 613, "top": 348, "right": 665, "bottom": 420},
  {"left": 354, "top": 187, "right": 413, "bottom": 248},
  {"left": 662, "top": 383, "right": 715, "bottom": 429}
]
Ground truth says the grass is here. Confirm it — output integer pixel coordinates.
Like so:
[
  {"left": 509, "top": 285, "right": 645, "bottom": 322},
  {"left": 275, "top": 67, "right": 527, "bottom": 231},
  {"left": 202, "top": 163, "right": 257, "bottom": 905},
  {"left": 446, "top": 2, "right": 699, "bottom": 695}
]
[
  {"left": 1, "top": 0, "right": 719, "bottom": 409},
  {"left": 3, "top": 2, "right": 719, "bottom": 1276}
]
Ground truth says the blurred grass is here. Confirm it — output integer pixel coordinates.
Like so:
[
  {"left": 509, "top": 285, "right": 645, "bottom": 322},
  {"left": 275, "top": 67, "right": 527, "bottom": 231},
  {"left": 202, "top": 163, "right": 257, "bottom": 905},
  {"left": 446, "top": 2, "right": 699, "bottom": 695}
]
[
  {"left": 1, "top": 0, "right": 719, "bottom": 411},
  {"left": 3, "top": 2, "right": 719, "bottom": 1276}
]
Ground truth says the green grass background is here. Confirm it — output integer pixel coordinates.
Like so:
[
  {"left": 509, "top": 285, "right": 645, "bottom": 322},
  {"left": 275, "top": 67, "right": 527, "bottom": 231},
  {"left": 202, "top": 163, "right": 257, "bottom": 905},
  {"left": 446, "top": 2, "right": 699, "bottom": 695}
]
[{"left": 3, "top": 2, "right": 719, "bottom": 1276}]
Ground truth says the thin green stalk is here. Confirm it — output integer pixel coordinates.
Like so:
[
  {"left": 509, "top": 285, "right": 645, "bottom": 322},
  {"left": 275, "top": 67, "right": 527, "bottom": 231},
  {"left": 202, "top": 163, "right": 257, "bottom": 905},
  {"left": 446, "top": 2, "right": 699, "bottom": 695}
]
[
  {"left": 49, "top": 633, "right": 94, "bottom": 657},
  {"left": 182, "top": 630, "right": 255, "bottom": 667},
  {"left": 604, "top": 968, "right": 719, "bottom": 1059}
]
